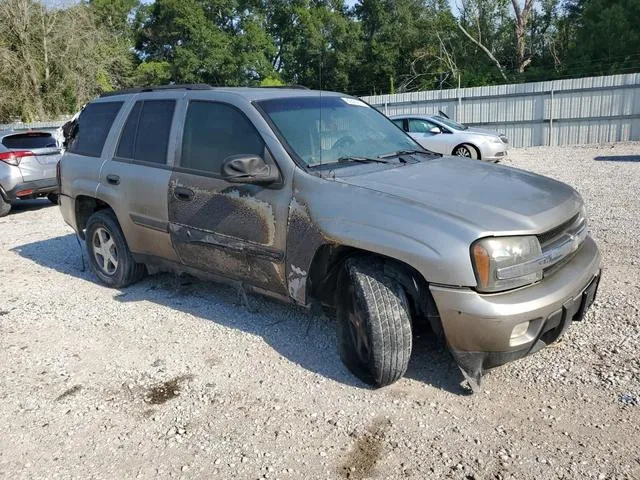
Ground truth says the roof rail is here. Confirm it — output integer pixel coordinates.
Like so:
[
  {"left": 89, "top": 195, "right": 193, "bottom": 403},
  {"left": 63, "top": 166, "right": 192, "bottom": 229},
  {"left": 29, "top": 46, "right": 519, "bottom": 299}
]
[
  {"left": 251, "top": 85, "right": 310, "bottom": 90},
  {"left": 99, "top": 84, "right": 213, "bottom": 98}
]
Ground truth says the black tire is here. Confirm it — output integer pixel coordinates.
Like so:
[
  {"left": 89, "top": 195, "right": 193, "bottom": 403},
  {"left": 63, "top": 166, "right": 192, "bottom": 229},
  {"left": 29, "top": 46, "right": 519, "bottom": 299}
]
[
  {"left": 336, "top": 257, "right": 413, "bottom": 387},
  {"left": 453, "top": 144, "right": 479, "bottom": 159},
  {"left": 85, "top": 209, "right": 145, "bottom": 288},
  {"left": 47, "top": 193, "right": 59, "bottom": 205},
  {"left": 0, "top": 197, "right": 10, "bottom": 218}
]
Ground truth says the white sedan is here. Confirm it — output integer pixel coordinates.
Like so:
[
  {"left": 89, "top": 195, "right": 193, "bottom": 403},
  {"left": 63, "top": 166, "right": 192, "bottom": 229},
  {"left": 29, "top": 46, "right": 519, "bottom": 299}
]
[{"left": 390, "top": 114, "right": 508, "bottom": 162}]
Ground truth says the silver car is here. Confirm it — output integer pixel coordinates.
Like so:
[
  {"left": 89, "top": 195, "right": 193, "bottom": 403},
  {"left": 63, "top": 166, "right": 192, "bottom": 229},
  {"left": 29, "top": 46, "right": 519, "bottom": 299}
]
[
  {"left": 390, "top": 114, "right": 508, "bottom": 162},
  {"left": 0, "top": 130, "right": 62, "bottom": 217},
  {"left": 58, "top": 86, "right": 600, "bottom": 390}
]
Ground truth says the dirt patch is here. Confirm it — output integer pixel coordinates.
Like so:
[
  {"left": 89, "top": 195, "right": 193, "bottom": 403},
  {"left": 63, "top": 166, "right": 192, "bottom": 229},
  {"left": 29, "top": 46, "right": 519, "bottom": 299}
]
[
  {"left": 144, "top": 375, "right": 194, "bottom": 405},
  {"left": 55, "top": 385, "right": 82, "bottom": 402},
  {"left": 340, "top": 417, "right": 389, "bottom": 479}
]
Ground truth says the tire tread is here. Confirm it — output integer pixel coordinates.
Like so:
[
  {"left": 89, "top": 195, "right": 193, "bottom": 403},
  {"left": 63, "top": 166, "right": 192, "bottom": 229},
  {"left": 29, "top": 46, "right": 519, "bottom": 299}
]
[{"left": 339, "top": 258, "right": 413, "bottom": 387}]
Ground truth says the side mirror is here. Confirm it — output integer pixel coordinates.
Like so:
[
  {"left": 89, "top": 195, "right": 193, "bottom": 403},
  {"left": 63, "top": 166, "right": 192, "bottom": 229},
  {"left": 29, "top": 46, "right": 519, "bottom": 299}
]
[
  {"left": 220, "top": 154, "right": 279, "bottom": 185},
  {"left": 429, "top": 126, "right": 441, "bottom": 134}
]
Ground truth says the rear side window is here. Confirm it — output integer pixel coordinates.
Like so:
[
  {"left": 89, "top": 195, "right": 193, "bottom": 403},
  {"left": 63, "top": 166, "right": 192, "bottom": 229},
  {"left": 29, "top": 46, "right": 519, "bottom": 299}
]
[
  {"left": 2, "top": 132, "right": 58, "bottom": 150},
  {"left": 392, "top": 119, "right": 406, "bottom": 131},
  {"left": 180, "top": 101, "right": 264, "bottom": 174},
  {"left": 116, "top": 100, "right": 175, "bottom": 165},
  {"left": 68, "top": 102, "right": 123, "bottom": 157}
]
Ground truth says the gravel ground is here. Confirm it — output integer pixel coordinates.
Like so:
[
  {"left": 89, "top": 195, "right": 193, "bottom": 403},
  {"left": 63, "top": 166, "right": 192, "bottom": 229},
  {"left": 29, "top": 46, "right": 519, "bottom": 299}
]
[{"left": 0, "top": 143, "right": 639, "bottom": 480}]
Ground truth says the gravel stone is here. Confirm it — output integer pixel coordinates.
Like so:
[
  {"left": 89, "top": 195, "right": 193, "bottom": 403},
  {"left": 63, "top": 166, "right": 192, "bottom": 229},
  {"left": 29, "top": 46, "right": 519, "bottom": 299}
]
[{"left": 0, "top": 143, "right": 639, "bottom": 479}]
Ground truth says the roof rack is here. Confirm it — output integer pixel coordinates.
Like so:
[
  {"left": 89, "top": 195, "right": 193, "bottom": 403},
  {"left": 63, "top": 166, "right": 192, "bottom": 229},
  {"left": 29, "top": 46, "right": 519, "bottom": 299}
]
[
  {"left": 99, "top": 83, "right": 311, "bottom": 98},
  {"left": 99, "top": 84, "right": 213, "bottom": 98},
  {"left": 250, "top": 85, "right": 310, "bottom": 90}
]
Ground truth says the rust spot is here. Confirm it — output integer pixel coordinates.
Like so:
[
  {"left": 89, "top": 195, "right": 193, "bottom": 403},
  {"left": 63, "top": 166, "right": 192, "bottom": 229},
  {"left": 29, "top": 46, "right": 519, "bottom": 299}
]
[
  {"left": 168, "top": 181, "right": 275, "bottom": 246},
  {"left": 340, "top": 418, "right": 389, "bottom": 479},
  {"left": 288, "top": 264, "right": 308, "bottom": 300},
  {"left": 286, "top": 198, "right": 329, "bottom": 304},
  {"left": 55, "top": 385, "right": 82, "bottom": 402},
  {"left": 144, "top": 375, "right": 193, "bottom": 405},
  {"left": 246, "top": 257, "right": 289, "bottom": 296}
]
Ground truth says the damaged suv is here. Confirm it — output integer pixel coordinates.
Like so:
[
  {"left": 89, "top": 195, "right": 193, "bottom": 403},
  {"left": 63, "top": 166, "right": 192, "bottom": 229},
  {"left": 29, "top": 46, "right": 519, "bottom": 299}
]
[{"left": 58, "top": 85, "right": 601, "bottom": 389}]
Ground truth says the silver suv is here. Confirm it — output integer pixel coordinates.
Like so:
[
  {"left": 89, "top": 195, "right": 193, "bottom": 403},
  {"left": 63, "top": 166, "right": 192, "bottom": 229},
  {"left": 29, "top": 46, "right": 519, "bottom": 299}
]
[
  {"left": 58, "top": 85, "right": 601, "bottom": 389},
  {"left": 0, "top": 130, "right": 62, "bottom": 217}
]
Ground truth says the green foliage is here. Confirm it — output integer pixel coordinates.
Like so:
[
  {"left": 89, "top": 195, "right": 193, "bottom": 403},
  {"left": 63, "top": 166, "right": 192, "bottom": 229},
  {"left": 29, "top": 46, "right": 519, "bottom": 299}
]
[
  {"left": 88, "top": 0, "right": 140, "bottom": 35},
  {"left": 260, "top": 76, "right": 285, "bottom": 87},
  {"left": 0, "top": 0, "right": 639, "bottom": 122},
  {"left": 134, "top": 61, "right": 173, "bottom": 86}
]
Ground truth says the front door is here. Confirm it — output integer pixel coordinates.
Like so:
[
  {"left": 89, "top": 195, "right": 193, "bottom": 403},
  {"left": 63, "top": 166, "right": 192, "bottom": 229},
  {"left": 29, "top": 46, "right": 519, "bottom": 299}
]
[
  {"left": 168, "top": 100, "right": 290, "bottom": 298},
  {"left": 406, "top": 118, "right": 445, "bottom": 152}
]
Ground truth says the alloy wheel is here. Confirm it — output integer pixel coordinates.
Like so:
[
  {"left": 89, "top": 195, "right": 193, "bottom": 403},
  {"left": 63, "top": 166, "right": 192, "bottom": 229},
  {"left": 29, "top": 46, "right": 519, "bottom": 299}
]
[{"left": 92, "top": 227, "right": 118, "bottom": 275}]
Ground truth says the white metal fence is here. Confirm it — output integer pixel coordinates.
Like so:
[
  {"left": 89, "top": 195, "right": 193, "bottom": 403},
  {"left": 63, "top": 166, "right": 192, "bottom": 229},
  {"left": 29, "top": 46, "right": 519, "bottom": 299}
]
[
  {"left": 0, "top": 120, "right": 66, "bottom": 131},
  {"left": 361, "top": 73, "right": 640, "bottom": 148}
]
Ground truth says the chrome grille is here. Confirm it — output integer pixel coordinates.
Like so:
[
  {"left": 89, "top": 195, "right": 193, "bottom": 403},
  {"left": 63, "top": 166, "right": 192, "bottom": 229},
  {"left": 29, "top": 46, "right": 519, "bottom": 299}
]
[
  {"left": 537, "top": 213, "right": 588, "bottom": 276},
  {"left": 537, "top": 212, "right": 581, "bottom": 247}
]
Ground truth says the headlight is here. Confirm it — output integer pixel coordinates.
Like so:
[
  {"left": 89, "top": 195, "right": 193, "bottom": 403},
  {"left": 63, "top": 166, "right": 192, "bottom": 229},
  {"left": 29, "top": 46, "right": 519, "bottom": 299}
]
[
  {"left": 471, "top": 236, "right": 543, "bottom": 292},
  {"left": 490, "top": 136, "right": 503, "bottom": 144}
]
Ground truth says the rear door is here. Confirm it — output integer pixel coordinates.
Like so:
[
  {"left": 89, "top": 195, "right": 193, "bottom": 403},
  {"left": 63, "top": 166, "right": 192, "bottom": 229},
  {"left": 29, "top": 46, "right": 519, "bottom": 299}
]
[
  {"left": 97, "top": 93, "right": 182, "bottom": 262},
  {"left": 1, "top": 132, "right": 61, "bottom": 182},
  {"left": 168, "top": 96, "right": 290, "bottom": 298}
]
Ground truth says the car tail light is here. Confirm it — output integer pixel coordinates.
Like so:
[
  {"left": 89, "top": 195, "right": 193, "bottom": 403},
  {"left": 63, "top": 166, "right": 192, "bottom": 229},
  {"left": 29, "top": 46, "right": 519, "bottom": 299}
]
[
  {"left": 16, "top": 189, "right": 34, "bottom": 197},
  {"left": 0, "top": 150, "right": 34, "bottom": 166}
]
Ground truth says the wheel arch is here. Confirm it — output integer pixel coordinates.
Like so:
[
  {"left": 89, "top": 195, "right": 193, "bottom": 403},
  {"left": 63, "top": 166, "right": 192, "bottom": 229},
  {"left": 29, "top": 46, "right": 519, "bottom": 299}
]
[
  {"left": 307, "top": 244, "right": 443, "bottom": 338},
  {"left": 74, "top": 195, "right": 115, "bottom": 239},
  {"left": 452, "top": 143, "right": 481, "bottom": 160}
]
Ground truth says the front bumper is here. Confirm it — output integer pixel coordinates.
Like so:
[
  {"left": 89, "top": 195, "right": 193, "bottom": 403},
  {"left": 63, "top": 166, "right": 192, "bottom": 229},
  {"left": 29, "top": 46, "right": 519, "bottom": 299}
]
[
  {"left": 480, "top": 143, "right": 508, "bottom": 162},
  {"left": 430, "top": 235, "right": 601, "bottom": 385}
]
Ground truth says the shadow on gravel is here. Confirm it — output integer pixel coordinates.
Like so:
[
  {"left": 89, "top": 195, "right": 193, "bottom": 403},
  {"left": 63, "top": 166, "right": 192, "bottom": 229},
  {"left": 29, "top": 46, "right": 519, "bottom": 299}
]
[
  {"left": 594, "top": 155, "right": 640, "bottom": 162},
  {"left": 12, "top": 233, "right": 466, "bottom": 395}
]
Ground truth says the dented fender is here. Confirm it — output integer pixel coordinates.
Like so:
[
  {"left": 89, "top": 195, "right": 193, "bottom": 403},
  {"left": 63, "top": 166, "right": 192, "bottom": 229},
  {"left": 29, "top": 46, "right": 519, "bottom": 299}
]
[{"left": 284, "top": 169, "right": 481, "bottom": 305}]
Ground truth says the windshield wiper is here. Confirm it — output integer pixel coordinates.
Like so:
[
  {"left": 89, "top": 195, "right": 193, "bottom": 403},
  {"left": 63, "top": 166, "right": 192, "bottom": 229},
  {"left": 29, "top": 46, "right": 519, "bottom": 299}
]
[
  {"left": 336, "top": 156, "right": 395, "bottom": 164},
  {"left": 307, "top": 155, "right": 397, "bottom": 169},
  {"left": 378, "top": 149, "right": 439, "bottom": 159}
]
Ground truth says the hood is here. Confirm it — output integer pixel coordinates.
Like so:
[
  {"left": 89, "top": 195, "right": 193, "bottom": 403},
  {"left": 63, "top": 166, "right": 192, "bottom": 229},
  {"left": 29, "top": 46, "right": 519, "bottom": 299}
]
[
  {"left": 463, "top": 126, "right": 503, "bottom": 137},
  {"left": 338, "top": 157, "right": 582, "bottom": 235}
]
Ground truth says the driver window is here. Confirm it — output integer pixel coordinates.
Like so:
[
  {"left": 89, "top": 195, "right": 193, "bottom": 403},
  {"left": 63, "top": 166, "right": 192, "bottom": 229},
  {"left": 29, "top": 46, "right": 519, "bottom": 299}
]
[
  {"left": 181, "top": 101, "right": 264, "bottom": 174},
  {"left": 408, "top": 119, "right": 439, "bottom": 134}
]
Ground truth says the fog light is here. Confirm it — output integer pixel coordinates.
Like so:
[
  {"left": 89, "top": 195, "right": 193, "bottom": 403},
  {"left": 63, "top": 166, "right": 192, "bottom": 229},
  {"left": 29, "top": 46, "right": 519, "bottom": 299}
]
[{"left": 510, "top": 321, "right": 530, "bottom": 339}]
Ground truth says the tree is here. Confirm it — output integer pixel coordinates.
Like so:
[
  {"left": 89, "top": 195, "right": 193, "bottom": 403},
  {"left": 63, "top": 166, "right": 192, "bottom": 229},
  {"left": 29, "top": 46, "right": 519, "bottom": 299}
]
[
  {"left": 0, "top": 0, "right": 137, "bottom": 122},
  {"left": 566, "top": 0, "right": 640, "bottom": 76},
  {"left": 511, "top": 0, "right": 535, "bottom": 72}
]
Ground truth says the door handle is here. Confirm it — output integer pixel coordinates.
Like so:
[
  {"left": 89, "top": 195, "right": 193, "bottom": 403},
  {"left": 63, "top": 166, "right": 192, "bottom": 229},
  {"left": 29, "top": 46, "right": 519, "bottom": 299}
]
[
  {"left": 174, "top": 187, "right": 194, "bottom": 202},
  {"left": 106, "top": 174, "right": 120, "bottom": 185}
]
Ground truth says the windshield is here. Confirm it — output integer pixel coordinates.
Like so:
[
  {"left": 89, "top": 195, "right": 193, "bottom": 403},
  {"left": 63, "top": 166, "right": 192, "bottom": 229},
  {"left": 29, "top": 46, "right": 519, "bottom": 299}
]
[
  {"left": 257, "top": 96, "right": 419, "bottom": 166},
  {"left": 434, "top": 116, "right": 468, "bottom": 130}
]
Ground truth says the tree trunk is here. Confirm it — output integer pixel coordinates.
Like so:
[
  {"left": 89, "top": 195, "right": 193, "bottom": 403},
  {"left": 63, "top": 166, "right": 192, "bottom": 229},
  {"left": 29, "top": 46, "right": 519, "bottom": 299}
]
[{"left": 511, "top": 0, "right": 535, "bottom": 73}]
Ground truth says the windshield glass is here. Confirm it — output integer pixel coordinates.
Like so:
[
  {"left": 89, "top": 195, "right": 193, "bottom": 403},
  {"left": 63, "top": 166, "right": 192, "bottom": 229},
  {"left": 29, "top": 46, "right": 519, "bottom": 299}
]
[
  {"left": 257, "top": 96, "right": 419, "bottom": 166},
  {"left": 434, "top": 116, "right": 468, "bottom": 130}
]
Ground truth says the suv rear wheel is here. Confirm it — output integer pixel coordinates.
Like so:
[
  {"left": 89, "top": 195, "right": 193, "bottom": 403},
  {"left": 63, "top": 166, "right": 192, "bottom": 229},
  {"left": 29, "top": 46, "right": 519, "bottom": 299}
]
[
  {"left": 0, "top": 197, "right": 10, "bottom": 218},
  {"left": 85, "top": 209, "right": 145, "bottom": 288},
  {"left": 336, "top": 257, "right": 413, "bottom": 387}
]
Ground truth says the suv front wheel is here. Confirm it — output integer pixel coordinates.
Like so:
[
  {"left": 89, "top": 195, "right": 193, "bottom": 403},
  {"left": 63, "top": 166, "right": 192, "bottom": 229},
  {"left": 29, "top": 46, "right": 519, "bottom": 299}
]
[
  {"left": 336, "top": 257, "right": 413, "bottom": 387},
  {"left": 85, "top": 209, "right": 145, "bottom": 288}
]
